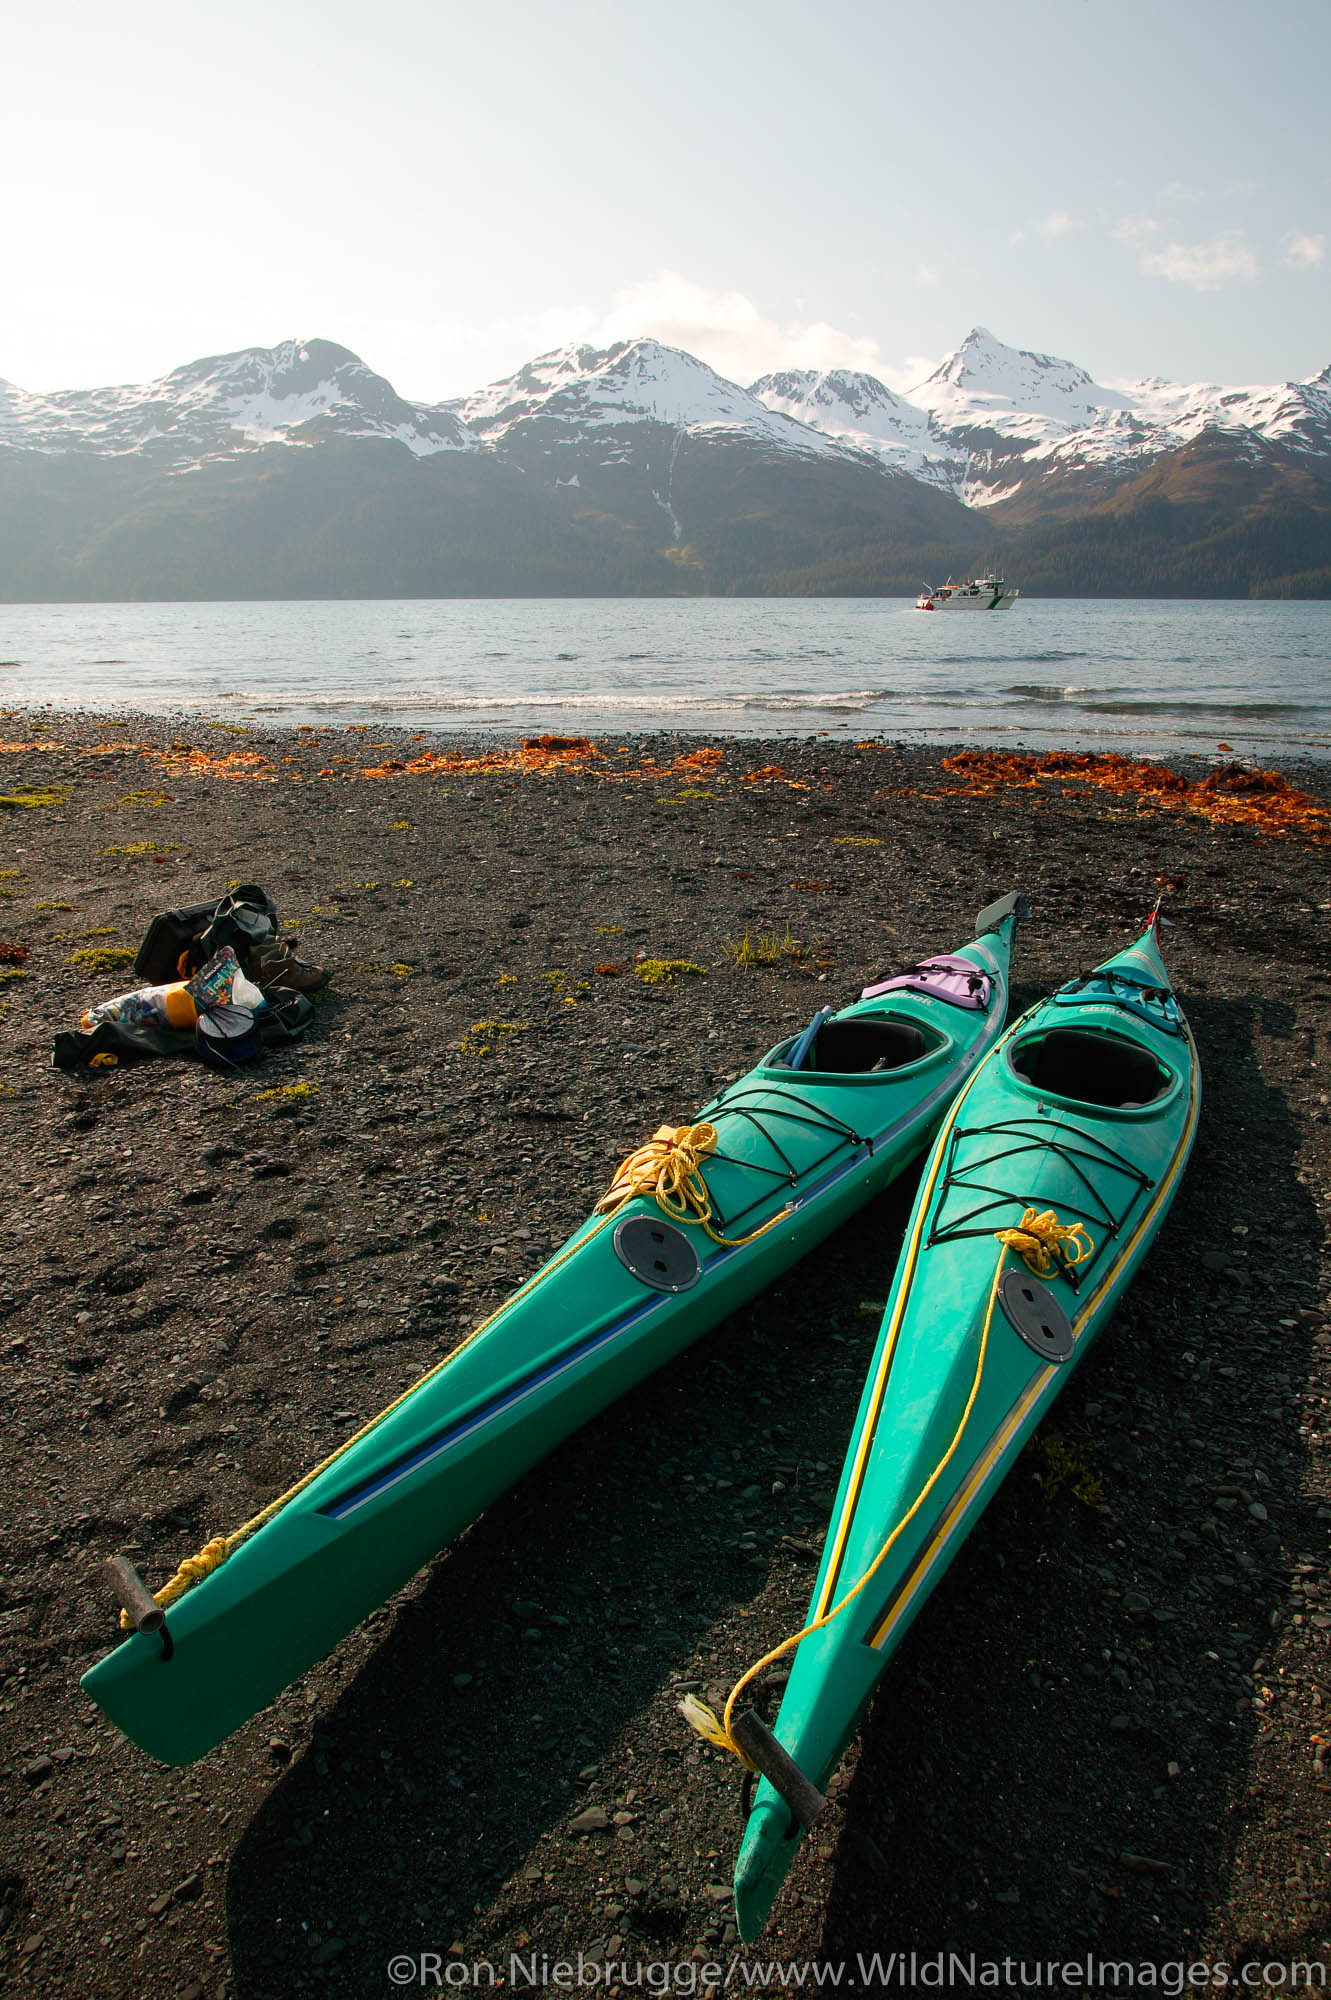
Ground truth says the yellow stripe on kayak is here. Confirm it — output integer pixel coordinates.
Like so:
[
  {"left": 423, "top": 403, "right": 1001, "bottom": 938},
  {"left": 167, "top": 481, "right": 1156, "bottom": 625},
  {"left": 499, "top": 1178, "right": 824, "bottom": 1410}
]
[
  {"left": 862, "top": 1024, "right": 1200, "bottom": 1653},
  {"left": 812, "top": 1007, "right": 1023, "bottom": 1618},
  {"left": 864, "top": 1366, "right": 1049, "bottom": 1651}
]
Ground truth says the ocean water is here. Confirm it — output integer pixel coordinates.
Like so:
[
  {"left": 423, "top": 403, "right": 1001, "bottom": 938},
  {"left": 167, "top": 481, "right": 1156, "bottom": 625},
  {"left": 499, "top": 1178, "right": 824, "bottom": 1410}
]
[{"left": 2, "top": 597, "right": 1329, "bottom": 759}]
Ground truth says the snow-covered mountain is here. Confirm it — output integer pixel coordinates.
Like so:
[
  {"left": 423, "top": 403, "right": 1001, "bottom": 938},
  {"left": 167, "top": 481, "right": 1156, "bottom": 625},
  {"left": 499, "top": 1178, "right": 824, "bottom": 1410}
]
[
  {"left": 3, "top": 325, "right": 1330, "bottom": 604},
  {"left": 751, "top": 327, "right": 1331, "bottom": 511},
  {"left": 0, "top": 338, "right": 472, "bottom": 465},
  {"left": 6, "top": 327, "right": 1329, "bottom": 513},
  {"left": 909, "top": 326, "right": 1134, "bottom": 437},
  {"left": 748, "top": 368, "right": 967, "bottom": 493},
  {"left": 446, "top": 337, "right": 861, "bottom": 465},
  {"left": 0, "top": 332, "right": 982, "bottom": 600}
]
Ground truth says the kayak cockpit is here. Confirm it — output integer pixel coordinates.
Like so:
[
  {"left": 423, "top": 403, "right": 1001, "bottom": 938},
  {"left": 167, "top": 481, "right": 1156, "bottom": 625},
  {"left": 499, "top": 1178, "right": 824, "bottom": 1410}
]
[
  {"left": 1009, "top": 1026, "right": 1173, "bottom": 1110},
  {"left": 763, "top": 1013, "right": 946, "bottom": 1078}
]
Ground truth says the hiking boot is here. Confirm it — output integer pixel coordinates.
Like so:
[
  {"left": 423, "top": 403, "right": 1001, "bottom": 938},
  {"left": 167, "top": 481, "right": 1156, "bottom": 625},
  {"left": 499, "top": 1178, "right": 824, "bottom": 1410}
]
[{"left": 249, "top": 937, "right": 331, "bottom": 995}]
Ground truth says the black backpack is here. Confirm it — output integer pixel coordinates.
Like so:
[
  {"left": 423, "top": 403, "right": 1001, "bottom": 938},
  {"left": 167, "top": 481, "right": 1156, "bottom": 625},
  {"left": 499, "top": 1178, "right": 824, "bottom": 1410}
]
[{"left": 133, "top": 883, "right": 278, "bottom": 983}]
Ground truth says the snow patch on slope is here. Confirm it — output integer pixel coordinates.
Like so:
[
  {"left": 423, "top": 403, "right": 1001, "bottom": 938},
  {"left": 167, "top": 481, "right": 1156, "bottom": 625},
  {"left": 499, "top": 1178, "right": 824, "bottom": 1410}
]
[
  {"left": 0, "top": 339, "right": 472, "bottom": 463},
  {"left": 751, "top": 368, "right": 968, "bottom": 493}
]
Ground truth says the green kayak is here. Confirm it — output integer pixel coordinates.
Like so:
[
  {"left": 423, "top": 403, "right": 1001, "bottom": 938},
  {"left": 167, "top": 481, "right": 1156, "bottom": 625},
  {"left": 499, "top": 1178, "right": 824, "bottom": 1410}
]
[
  {"left": 728, "top": 914, "right": 1200, "bottom": 1940},
  {"left": 83, "top": 893, "right": 1024, "bottom": 1765}
]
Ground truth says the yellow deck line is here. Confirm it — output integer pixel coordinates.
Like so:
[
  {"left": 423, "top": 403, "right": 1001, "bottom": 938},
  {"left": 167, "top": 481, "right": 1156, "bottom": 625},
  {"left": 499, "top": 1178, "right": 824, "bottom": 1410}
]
[
  {"left": 861, "top": 1026, "right": 1200, "bottom": 1652},
  {"left": 811, "top": 1006, "right": 1022, "bottom": 1617},
  {"left": 864, "top": 1368, "right": 1049, "bottom": 1649}
]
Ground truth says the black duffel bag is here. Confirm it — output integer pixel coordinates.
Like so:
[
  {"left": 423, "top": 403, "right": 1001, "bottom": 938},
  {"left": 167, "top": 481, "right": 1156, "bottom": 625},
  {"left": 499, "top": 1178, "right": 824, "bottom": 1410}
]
[{"left": 133, "top": 883, "right": 278, "bottom": 984}]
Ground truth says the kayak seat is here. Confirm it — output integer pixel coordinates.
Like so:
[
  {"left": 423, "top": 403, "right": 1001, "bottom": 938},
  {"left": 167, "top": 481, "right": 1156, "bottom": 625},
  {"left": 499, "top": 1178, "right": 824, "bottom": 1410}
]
[
  {"left": 803, "top": 1018, "right": 930, "bottom": 1074},
  {"left": 1012, "top": 1028, "right": 1168, "bottom": 1109}
]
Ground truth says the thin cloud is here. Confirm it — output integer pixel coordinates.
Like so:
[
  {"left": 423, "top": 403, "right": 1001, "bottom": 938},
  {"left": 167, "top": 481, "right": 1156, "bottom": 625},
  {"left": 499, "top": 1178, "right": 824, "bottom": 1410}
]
[
  {"left": 586, "top": 271, "right": 936, "bottom": 391},
  {"left": 1036, "top": 209, "right": 1082, "bottom": 238},
  {"left": 916, "top": 264, "right": 940, "bottom": 289},
  {"left": 378, "top": 276, "right": 941, "bottom": 401},
  {"left": 1114, "top": 216, "right": 1257, "bottom": 291},
  {"left": 1283, "top": 232, "right": 1326, "bottom": 270}
]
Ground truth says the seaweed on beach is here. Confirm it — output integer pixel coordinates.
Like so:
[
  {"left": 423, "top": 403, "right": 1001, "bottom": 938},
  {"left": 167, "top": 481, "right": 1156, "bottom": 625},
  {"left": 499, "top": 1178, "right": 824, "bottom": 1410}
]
[{"left": 938, "top": 748, "right": 1331, "bottom": 842}]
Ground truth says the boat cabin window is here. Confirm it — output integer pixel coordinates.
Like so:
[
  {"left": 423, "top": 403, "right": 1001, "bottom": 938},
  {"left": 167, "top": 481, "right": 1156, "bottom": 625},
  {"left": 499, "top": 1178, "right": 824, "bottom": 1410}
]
[
  {"left": 774, "top": 1017, "right": 935, "bottom": 1075},
  {"left": 1011, "top": 1028, "right": 1169, "bottom": 1109}
]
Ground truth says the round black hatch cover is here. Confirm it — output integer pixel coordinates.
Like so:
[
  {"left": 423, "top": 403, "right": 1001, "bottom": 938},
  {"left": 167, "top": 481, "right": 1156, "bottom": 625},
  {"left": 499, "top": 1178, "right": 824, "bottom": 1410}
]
[
  {"left": 613, "top": 1215, "right": 703, "bottom": 1293},
  {"left": 997, "top": 1268, "right": 1075, "bottom": 1362}
]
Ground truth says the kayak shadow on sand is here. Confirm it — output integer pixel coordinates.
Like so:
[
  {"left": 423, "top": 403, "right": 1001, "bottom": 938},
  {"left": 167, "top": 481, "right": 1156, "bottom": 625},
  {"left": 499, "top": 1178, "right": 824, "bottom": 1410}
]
[
  {"left": 224, "top": 1161, "right": 927, "bottom": 1995},
  {"left": 811, "top": 987, "right": 1327, "bottom": 1973},
  {"left": 224, "top": 986, "right": 1321, "bottom": 1988}
]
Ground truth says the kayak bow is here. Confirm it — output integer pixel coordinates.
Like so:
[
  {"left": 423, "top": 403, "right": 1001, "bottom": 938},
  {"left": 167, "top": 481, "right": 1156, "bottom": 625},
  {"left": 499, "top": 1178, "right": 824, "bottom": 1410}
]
[
  {"left": 83, "top": 894, "right": 1025, "bottom": 1765},
  {"left": 731, "top": 914, "right": 1200, "bottom": 1939}
]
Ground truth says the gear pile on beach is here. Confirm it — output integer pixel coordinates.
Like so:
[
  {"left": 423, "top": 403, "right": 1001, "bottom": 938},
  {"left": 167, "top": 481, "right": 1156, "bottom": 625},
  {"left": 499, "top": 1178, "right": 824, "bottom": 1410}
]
[{"left": 49, "top": 882, "right": 330, "bottom": 1072}]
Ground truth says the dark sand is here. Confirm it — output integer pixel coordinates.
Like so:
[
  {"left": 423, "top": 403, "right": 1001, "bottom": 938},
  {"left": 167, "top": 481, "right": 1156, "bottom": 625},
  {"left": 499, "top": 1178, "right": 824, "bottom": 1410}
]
[{"left": 1, "top": 715, "right": 1329, "bottom": 1998}]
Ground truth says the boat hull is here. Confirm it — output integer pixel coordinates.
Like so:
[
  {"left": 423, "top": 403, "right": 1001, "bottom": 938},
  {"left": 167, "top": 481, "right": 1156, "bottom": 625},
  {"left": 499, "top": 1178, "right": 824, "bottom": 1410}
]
[
  {"left": 82, "top": 904, "right": 1024, "bottom": 1765},
  {"left": 917, "top": 587, "right": 1018, "bottom": 610},
  {"left": 733, "top": 921, "right": 1199, "bottom": 1940}
]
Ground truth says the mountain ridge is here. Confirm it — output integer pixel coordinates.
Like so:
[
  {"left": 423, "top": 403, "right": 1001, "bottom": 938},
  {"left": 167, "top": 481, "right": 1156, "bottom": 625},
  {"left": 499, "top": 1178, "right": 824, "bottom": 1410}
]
[{"left": 2, "top": 327, "right": 1329, "bottom": 599}]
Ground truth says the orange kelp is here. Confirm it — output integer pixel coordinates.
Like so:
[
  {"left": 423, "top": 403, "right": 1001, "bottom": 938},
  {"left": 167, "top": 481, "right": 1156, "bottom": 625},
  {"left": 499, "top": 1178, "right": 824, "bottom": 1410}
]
[
  {"left": 360, "top": 735, "right": 604, "bottom": 779},
  {"left": 357, "top": 739, "right": 729, "bottom": 782},
  {"left": 154, "top": 748, "right": 277, "bottom": 780},
  {"left": 742, "top": 764, "right": 810, "bottom": 790},
  {"left": 1, "top": 742, "right": 282, "bottom": 780},
  {"left": 939, "top": 751, "right": 1331, "bottom": 843}
]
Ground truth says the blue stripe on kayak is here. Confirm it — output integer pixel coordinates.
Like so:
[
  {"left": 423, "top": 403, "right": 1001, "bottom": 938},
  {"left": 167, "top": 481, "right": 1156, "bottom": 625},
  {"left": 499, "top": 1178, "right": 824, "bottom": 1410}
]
[
  {"left": 321, "top": 1291, "right": 666, "bottom": 1520},
  {"left": 320, "top": 953, "right": 1012, "bottom": 1526}
]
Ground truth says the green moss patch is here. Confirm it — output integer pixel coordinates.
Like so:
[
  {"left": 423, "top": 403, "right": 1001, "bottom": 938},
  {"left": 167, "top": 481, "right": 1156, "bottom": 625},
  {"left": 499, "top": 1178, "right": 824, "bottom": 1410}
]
[
  {"left": 0, "top": 787, "right": 70, "bottom": 811},
  {"left": 634, "top": 959, "right": 709, "bottom": 985},
  {"left": 69, "top": 947, "right": 136, "bottom": 973}
]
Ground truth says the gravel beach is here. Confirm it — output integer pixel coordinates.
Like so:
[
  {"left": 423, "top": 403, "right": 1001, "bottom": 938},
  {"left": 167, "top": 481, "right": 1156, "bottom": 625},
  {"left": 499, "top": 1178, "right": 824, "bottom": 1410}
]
[{"left": 2, "top": 712, "right": 1330, "bottom": 1998}]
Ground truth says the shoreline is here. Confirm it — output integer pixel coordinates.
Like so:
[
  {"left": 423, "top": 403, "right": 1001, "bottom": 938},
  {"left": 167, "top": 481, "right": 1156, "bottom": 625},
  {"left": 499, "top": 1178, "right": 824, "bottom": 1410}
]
[
  {"left": 2, "top": 712, "right": 1330, "bottom": 1995},
  {"left": 4, "top": 596, "right": 1330, "bottom": 767}
]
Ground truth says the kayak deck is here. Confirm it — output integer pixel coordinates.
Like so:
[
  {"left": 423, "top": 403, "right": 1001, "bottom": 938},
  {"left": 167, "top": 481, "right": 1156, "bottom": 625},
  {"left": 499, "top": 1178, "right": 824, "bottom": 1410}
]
[
  {"left": 83, "top": 903, "right": 1024, "bottom": 1765},
  {"left": 731, "top": 920, "right": 1200, "bottom": 1939}
]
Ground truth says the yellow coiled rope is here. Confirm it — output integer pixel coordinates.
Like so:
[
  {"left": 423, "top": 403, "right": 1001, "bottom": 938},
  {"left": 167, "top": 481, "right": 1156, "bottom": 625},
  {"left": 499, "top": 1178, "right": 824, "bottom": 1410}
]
[
  {"left": 596, "top": 1122, "right": 791, "bottom": 1248},
  {"left": 680, "top": 1207, "right": 1091, "bottom": 1769},
  {"left": 125, "top": 1118, "right": 791, "bottom": 1626},
  {"left": 994, "top": 1206, "right": 1092, "bottom": 1277}
]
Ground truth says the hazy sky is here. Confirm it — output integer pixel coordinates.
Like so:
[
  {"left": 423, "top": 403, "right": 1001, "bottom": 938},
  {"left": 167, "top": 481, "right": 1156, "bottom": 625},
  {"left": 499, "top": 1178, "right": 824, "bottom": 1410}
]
[{"left": 4, "top": 0, "right": 1327, "bottom": 400}]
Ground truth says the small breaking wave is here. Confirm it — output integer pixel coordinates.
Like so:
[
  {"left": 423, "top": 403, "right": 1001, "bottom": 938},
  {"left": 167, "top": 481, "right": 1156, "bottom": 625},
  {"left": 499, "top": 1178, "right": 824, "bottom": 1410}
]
[
  {"left": 738, "top": 688, "right": 884, "bottom": 713},
  {"left": 1004, "top": 682, "right": 1106, "bottom": 702}
]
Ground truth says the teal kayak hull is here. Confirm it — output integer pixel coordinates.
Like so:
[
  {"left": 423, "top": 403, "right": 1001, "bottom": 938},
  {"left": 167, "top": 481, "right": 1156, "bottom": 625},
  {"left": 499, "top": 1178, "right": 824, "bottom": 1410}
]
[
  {"left": 733, "top": 919, "right": 1201, "bottom": 1939},
  {"left": 83, "top": 899, "right": 1023, "bottom": 1765}
]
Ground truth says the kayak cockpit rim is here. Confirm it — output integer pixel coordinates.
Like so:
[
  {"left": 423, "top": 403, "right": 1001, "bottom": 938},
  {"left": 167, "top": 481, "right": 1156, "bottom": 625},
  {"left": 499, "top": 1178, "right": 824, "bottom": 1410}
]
[
  {"left": 1005, "top": 1024, "right": 1182, "bottom": 1116},
  {"left": 758, "top": 1010, "right": 954, "bottom": 1080}
]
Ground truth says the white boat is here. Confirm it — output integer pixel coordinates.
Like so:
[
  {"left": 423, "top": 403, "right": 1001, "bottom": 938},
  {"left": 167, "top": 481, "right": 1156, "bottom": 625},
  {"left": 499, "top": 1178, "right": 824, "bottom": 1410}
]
[{"left": 917, "top": 575, "right": 1019, "bottom": 610}]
